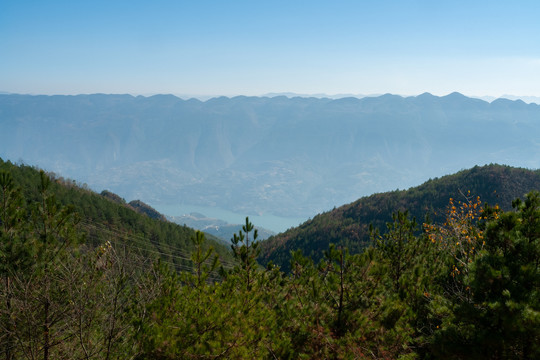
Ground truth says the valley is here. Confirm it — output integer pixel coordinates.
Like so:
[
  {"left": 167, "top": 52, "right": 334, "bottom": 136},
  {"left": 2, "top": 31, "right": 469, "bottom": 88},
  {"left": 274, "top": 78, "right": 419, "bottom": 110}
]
[{"left": 2, "top": 93, "right": 540, "bottom": 224}]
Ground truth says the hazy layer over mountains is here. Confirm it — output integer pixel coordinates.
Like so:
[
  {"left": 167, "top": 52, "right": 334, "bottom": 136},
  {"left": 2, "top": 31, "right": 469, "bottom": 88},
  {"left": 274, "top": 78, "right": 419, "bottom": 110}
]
[{"left": 1, "top": 92, "right": 539, "bottom": 225}]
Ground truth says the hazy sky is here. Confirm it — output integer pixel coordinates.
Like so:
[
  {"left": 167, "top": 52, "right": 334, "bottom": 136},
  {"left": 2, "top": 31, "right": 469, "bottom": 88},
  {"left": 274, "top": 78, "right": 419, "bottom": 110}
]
[{"left": 2, "top": 0, "right": 539, "bottom": 98}]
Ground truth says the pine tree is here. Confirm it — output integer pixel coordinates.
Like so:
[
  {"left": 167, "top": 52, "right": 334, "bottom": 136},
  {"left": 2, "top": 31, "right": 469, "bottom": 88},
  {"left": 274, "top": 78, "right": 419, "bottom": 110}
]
[
  {"left": 431, "top": 192, "right": 540, "bottom": 359},
  {"left": 0, "top": 171, "right": 29, "bottom": 360},
  {"left": 230, "top": 217, "right": 260, "bottom": 291}
]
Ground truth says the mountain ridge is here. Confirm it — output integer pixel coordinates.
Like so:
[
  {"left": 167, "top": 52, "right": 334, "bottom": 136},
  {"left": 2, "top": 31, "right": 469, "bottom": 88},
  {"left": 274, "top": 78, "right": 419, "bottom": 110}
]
[
  {"left": 2, "top": 93, "right": 540, "bottom": 223},
  {"left": 259, "top": 164, "right": 540, "bottom": 271}
]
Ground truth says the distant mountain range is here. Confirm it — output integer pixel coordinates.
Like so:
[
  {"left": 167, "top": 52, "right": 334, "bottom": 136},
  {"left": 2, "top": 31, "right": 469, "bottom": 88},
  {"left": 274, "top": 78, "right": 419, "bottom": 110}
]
[
  {"left": 263, "top": 92, "right": 540, "bottom": 104},
  {"left": 262, "top": 92, "right": 377, "bottom": 99},
  {"left": 2, "top": 91, "right": 540, "bottom": 104},
  {"left": 259, "top": 164, "right": 540, "bottom": 271},
  {"left": 1, "top": 93, "right": 540, "bottom": 226}
]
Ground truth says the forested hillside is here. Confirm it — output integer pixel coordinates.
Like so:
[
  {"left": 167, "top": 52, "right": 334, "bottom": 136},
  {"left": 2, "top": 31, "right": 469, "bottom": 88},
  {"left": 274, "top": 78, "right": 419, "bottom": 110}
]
[
  {"left": 1, "top": 159, "right": 538, "bottom": 358},
  {"left": 0, "top": 158, "right": 235, "bottom": 269},
  {"left": 260, "top": 164, "right": 540, "bottom": 271}
]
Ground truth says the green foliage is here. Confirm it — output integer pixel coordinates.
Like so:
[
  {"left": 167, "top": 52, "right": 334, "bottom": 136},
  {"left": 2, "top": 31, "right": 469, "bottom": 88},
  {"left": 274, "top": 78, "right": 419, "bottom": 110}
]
[
  {"left": 430, "top": 192, "right": 540, "bottom": 359},
  {"left": 0, "top": 169, "right": 83, "bottom": 359},
  {"left": 0, "top": 157, "right": 235, "bottom": 269},
  {"left": 229, "top": 217, "right": 260, "bottom": 290},
  {"left": 182, "top": 230, "right": 220, "bottom": 287},
  {"left": 1, "top": 158, "right": 539, "bottom": 359},
  {"left": 372, "top": 211, "right": 420, "bottom": 295},
  {"left": 136, "top": 235, "right": 285, "bottom": 359},
  {"left": 0, "top": 170, "right": 30, "bottom": 276},
  {"left": 0, "top": 170, "right": 29, "bottom": 360},
  {"left": 261, "top": 164, "right": 540, "bottom": 271},
  {"left": 0, "top": 162, "right": 168, "bottom": 359}
]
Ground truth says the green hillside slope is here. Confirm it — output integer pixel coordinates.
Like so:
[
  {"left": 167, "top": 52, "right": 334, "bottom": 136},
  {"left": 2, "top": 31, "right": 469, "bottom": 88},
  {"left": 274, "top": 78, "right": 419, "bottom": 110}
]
[
  {"left": 260, "top": 164, "right": 540, "bottom": 271},
  {"left": 0, "top": 158, "right": 235, "bottom": 270}
]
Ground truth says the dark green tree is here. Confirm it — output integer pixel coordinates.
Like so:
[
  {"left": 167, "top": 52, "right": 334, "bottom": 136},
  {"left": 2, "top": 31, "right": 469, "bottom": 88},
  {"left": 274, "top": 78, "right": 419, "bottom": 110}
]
[
  {"left": 371, "top": 210, "right": 420, "bottom": 296},
  {"left": 431, "top": 192, "right": 540, "bottom": 359},
  {"left": 230, "top": 217, "right": 260, "bottom": 291},
  {"left": 12, "top": 170, "right": 83, "bottom": 360},
  {"left": 0, "top": 171, "right": 30, "bottom": 360},
  {"left": 183, "top": 230, "right": 219, "bottom": 288}
]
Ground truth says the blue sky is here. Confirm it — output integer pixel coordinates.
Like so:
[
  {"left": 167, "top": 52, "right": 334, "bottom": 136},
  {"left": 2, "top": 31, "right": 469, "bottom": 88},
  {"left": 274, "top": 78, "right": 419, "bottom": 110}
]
[{"left": 1, "top": 0, "right": 539, "bottom": 97}]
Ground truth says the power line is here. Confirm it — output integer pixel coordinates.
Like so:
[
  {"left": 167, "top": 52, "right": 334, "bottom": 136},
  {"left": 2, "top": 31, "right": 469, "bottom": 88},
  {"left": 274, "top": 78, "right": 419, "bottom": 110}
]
[
  {"left": 79, "top": 221, "right": 237, "bottom": 269},
  {"left": 85, "top": 224, "right": 235, "bottom": 268},
  {"left": 83, "top": 231, "right": 225, "bottom": 282}
]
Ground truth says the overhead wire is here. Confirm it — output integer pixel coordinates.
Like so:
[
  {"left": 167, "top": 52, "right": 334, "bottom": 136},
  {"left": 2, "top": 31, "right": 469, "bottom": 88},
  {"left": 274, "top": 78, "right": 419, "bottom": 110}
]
[
  {"left": 81, "top": 231, "right": 224, "bottom": 284},
  {"left": 78, "top": 220, "right": 238, "bottom": 269},
  {"left": 82, "top": 230, "right": 224, "bottom": 283},
  {"left": 79, "top": 219, "right": 236, "bottom": 265}
]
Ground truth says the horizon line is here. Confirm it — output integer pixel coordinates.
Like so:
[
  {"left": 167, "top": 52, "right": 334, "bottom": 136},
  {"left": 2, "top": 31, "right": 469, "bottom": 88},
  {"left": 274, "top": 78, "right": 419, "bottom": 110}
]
[{"left": 2, "top": 91, "right": 540, "bottom": 104}]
